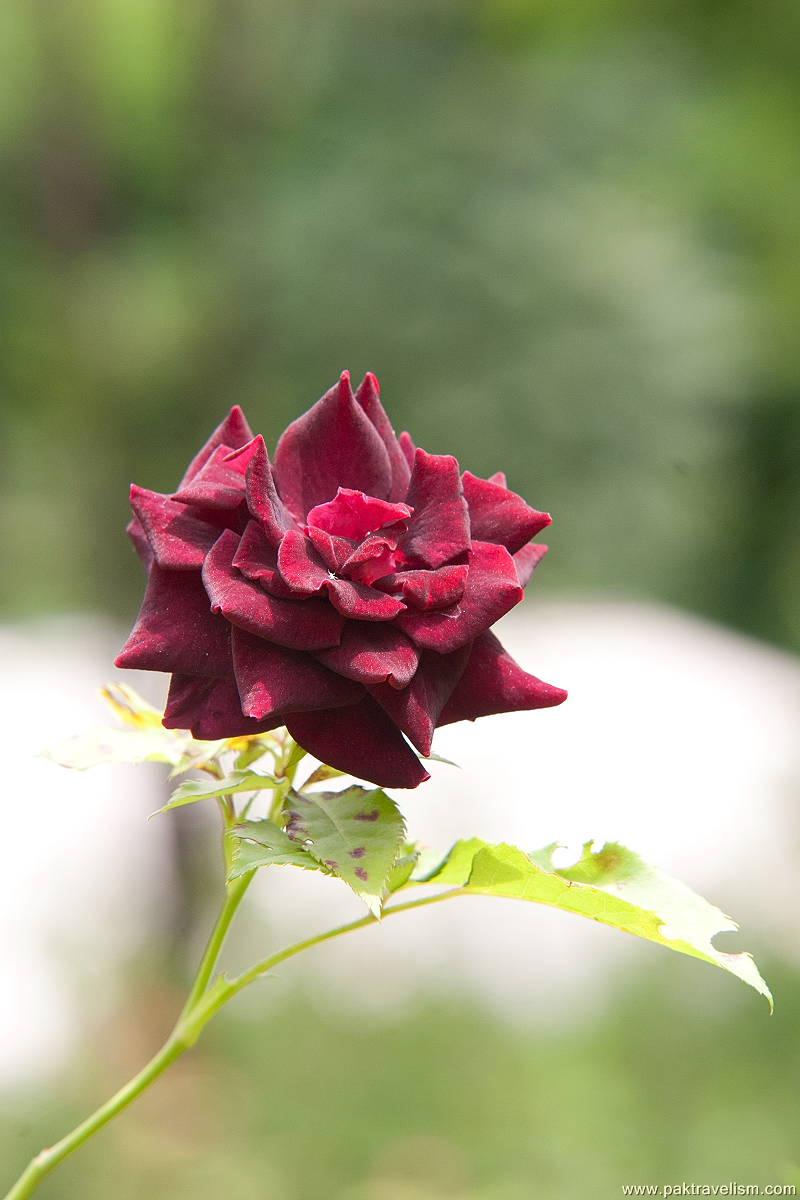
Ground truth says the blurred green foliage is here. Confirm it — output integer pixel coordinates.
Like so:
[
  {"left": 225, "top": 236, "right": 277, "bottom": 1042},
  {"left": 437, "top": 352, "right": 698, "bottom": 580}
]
[
  {"left": 0, "top": 0, "right": 798, "bottom": 650},
  {"left": 3, "top": 964, "right": 799, "bottom": 1199}
]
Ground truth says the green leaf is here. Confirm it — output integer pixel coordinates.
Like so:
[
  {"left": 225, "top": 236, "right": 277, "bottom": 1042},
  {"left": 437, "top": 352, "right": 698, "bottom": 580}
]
[
  {"left": 283, "top": 787, "right": 406, "bottom": 916},
  {"left": 423, "top": 839, "right": 772, "bottom": 1007},
  {"left": 421, "top": 750, "right": 460, "bottom": 768},
  {"left": 386, "top": 842, "right": 421, "bottom": 894},
  {"left": 153, "top": 769, "right": 280, "bottom": 815},
  {"left": 227, "top": 819, "right": 320, "bottom": 880},
  {"left": 284, "top": 740, "right": 307, "bottom": 778},
  {"left": 235, "top": 742, "right": 274, "bottom": 771},
  {"left": 302, "top": 762, "right": 346, "bottom": 787},
  {"left": 417, "top": 837, "right": 487, "bottom": 885}
]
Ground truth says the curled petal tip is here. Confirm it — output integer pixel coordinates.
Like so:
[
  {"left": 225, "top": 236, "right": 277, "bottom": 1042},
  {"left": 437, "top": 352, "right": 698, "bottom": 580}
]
[{"left": 224, "top": 432, "right": 266, "bottom": 461}]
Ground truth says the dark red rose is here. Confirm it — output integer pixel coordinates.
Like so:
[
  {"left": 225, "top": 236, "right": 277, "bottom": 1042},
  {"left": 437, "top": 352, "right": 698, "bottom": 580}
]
[{"left": 116, "top": 372, "right": 566, "bottom": 787}]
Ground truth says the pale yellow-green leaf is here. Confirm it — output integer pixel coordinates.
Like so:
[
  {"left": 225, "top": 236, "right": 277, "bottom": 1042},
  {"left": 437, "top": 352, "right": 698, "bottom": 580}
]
[
  {"left": 422, "top": 839, "right": 771, "bottom": 1007},
  {"left": 44, "top": 725, "right": 193, "bottom": 770}
]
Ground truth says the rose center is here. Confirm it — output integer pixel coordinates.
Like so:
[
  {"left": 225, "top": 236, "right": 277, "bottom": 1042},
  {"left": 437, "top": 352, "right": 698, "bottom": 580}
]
[{"left": 305, "top": 487, "right": 413, "bottom": 542}]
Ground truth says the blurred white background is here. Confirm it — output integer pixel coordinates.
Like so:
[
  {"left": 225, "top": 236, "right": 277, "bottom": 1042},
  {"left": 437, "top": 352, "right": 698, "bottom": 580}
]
[{"left": 2, "top": 601, "right": 797, "bottom": 1087}]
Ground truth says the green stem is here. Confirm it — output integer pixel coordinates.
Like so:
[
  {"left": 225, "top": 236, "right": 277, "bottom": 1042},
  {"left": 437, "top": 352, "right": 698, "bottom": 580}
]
[
  {"left": 2, "top": 874, "right": 251, "bottom": 1200},
  {"left": 2, "top": 883, "right": 463, "bottom": 1200},
  {"left": 184, "top": 888, "right": 466, "bottom": 1034},
  {"left": 3, "top": 1034, "right": 187, "bottom": 1200},
  {"left": 180, "top": 873, "right": 252, "bottom": 1018}
]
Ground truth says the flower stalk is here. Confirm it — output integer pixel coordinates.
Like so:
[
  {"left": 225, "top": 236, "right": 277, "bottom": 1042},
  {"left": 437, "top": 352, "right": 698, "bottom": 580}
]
[{"left": 2, "top": 823, "right": 462, "bottom": 1200}]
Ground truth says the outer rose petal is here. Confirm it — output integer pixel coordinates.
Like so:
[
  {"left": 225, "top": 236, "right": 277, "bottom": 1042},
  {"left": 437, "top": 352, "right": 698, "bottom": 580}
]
[
  {"left": 354, "top": 373, "right": 412, "bottom": 501},
  {"left": 488, "top": 471, "right": 507, "bottom": 487},
  {"left": 398, "top": 431, "right": 416, "bottom": 470},
  {"left": 163, "top": 675, "right": 278, "bottom": 739},
  {"left": 315, "top": 623, "right": 419, "bottom": 688},
  {"left": 127, "top": 515, "right": 153, "bottom": 570},
  {"left": 239, "top": 436, "right": 296, "bottom": 548},
  {"left": 202, "top": 530, "right": 344, "bottom": 651},
  {"left": 232, "top": 628, "right": 361, "bottom": 720},
  {"left": 439, "top": 631, "right": 568, "bottom": 725},
  {"left": 369, "top": 646, "right": 469, "bottom": 755},
  {"left": 326, "top": 577, "right": 406, "bottom": 621},
  {"left": 462, "top": 471, "right": 551, "bottom": 554},
  {"left": 232, "top": 520, "right": 295, "bottom": 597},
  {"left": 396, "top": 541, "right": 523, "bottom": 653},
  {"left": 277, "top": 529, "right": 329, "bottom": 595},
  {"left": 375, "top": 564, "right": 468, "bottom": 611},
  {"left": 179, "top": 405, "right": 253, "bottom": 486},
  {"left": 129, "top": 485, "right": 220, "bottom": 570},
  {"left": 274, "top": 372, "right": 392, "bottom": 519},
  {"left": 174, "top": 446, "right": 247, "bottom": 511},
  {"left": 513, "top": 542, "right": 549, "bottom": 588},
  {"left": 115, "top": 566, "right": 231, "bottom": 677},
  {"left": 286, "top": 698, "right": 430, "bottom": 789},
  {"left": 402, "top": 449, "right": 470, "bottom": 569}
]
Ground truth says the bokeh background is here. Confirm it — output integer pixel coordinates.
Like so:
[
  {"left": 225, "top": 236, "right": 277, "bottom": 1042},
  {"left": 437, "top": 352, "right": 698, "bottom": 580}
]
[{"left": 1, "top": 2, "right": 799, "bottom": 1197}]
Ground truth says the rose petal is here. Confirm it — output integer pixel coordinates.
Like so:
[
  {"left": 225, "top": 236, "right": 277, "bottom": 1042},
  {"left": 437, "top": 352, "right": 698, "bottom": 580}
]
[
  {"left": 274, "top": 371, "right": 392, "bottom": 518},
  {"left": 369, "top": 646, "right": 469, "bottom": 755},
  {"left": 488, "top": 471, "right": 507, "bottom": 487},
  {"left": 354, "top": 372, "right": 412, "bottom": 501},
  {"left": 325, "top": 576, "right": 406, "bottom": 622},
  {"left": 514, "top": 542, "right": 549, "bottom": 588},
  {"left": 277, "top": 529, "right": 329, "bottom": 595},
  {"left": 306, "top": 487, "right": 412, "bottom": 541},
  {"left": 163, "top": 674, "right": 278, "bottom": 739},
  {"left": 222, "top": 435, "right": 265, "bottom": 474},
  {"left": 127, "top": 515, "right": 153, "bottom": 570},
  {"left": 239, "top": 436, "right": 296, "bottom": 548},
  {"left": 129, "top": 485, "right": 220, "bottom": 571},
  {"left": 439, "top": 631, "right": 568, "bottom": 724},
  {"left": 375, "top": 564, "right": 468, "bottom": 611},
  {"left": 462, "top": 471, "right": 551, "bottom": 554},
  {"left": 174, "top": 446, "right": 247, "bottom": 511},
  {"left": 232, "top": 627, "right": 361, "bottom": 720},
  {"left": 180, "top": 405, "right": 253, "bottom": 486},
  {"left": 232, "top": 520, "right": 296, "bottom": 597},
  {"left": 396, "top": 541, "right": 523, "bottom": 653},
  {"left": 315, "top": 623, "right": 419, "bottom": 688},
  {"left": 202, "top": 530, "right": 344, "bottom": 651},
  {"left": 286, "top": 698, "right": 430, "bottom": 789},
  {"left": 305, "top": 526, "right": 354, "bottom": 573},
  {"left": 401, "top": 448, "right": 470, "bottom": 569},
  {"left": 115, "top": 566, "right": 231, "bottom": 676},
  {"left": 341, "top": 533, "right": 402, "bottom": 586},
  {"left": 398, "top": 431, "right": 416, "bottom": 470}
]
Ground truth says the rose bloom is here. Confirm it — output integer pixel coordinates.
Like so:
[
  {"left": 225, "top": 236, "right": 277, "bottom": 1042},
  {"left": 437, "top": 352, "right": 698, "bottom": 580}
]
[{"left": 117, "top": 373, "right": 566, "bottom": 787}]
